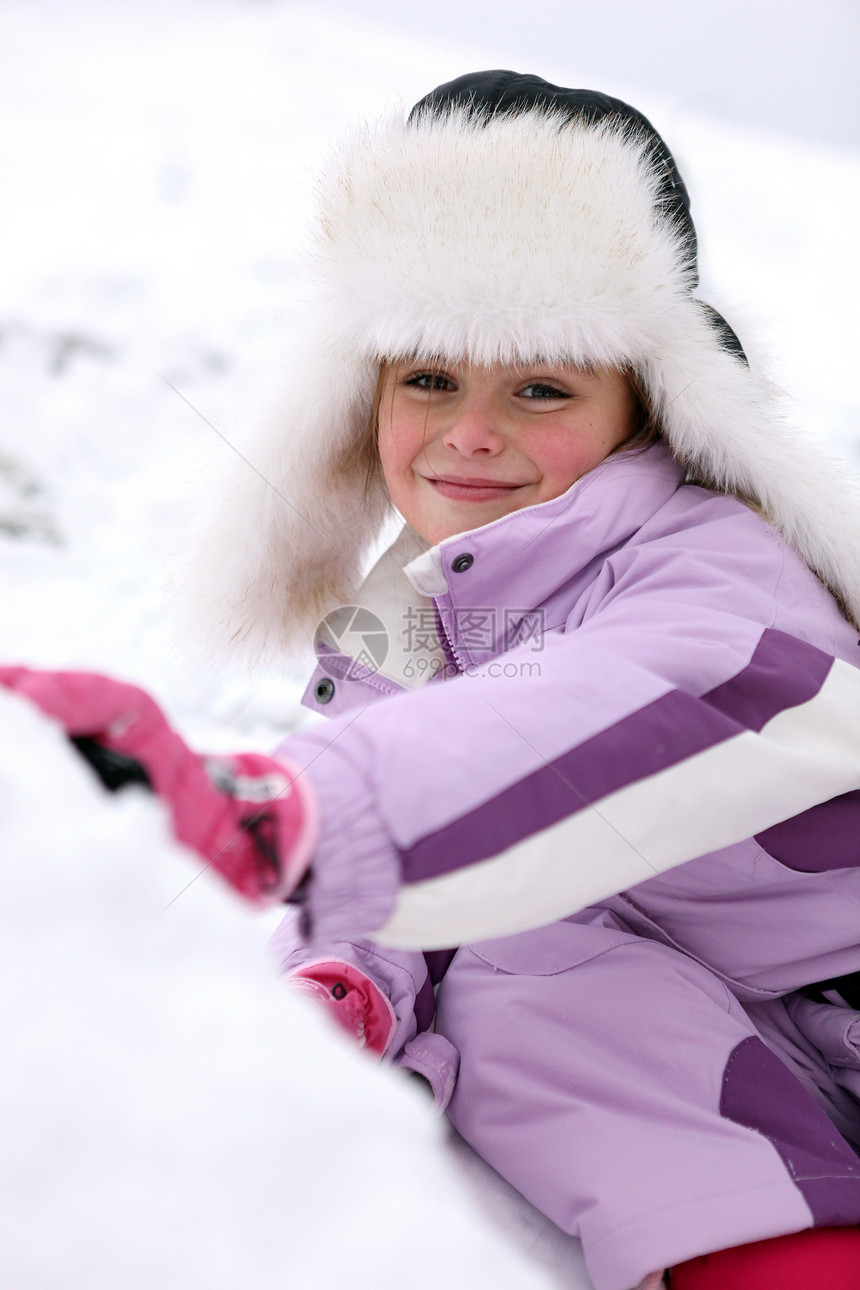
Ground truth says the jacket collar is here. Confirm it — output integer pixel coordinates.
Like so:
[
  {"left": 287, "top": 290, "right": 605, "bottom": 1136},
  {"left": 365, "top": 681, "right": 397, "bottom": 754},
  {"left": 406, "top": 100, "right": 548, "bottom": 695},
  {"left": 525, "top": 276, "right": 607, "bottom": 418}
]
[
  {"left": 405, "top": 443, "right": 685, "bottom": 666},
  {"left": 311, "top": 444, "right": 685, "bottom": 693}
]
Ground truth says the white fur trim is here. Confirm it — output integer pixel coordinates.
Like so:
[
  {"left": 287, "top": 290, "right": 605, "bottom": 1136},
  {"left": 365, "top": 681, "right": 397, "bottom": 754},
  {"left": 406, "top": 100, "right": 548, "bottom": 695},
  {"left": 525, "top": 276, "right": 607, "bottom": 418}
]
[{"left": 190, "top": 105, "right": 860, "bottom": 661}]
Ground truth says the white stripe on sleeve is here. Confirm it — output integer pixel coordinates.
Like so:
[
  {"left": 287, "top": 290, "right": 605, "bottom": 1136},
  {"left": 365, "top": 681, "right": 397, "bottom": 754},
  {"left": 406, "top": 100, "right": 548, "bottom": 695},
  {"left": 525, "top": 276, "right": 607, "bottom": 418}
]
[{"left": 373, "top": 656, "right": 860, "bottom": 949}]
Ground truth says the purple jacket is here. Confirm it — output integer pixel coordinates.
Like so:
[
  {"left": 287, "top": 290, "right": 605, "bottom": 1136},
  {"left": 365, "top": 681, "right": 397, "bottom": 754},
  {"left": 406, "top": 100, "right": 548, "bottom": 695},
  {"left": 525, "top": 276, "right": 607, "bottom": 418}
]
[
  {"left": 270, "top": 443, "right": 860, "bottom": 1285},
  {"left": 273, "top": 442, "right": 860, "bottom": 958}
]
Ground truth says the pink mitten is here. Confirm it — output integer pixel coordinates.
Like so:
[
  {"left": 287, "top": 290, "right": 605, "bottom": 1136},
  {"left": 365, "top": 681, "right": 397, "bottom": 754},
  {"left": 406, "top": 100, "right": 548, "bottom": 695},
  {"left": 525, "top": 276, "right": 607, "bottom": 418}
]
[
  {"left": 286, "top": 959, "right": 397, "bottom": 1057},
  {"left": 0, "top": 666, "right": 318, "bottom": 903}
]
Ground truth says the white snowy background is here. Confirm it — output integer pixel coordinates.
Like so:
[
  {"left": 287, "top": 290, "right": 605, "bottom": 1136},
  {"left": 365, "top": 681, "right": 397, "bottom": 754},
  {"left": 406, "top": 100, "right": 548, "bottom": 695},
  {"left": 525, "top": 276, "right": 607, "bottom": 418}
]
[{"left": 1, "top": 2, "right": 859, "bottom": 1287}]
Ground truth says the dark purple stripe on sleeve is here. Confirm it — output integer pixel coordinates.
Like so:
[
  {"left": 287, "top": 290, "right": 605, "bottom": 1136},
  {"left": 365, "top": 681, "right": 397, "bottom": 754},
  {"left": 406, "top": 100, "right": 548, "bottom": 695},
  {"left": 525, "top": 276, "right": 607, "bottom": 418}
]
[
  {"left": 721, "top": 1035, "right": 860, "bottom": 1225},
  {"left": 703, "top": 628, "right": 832, "bottom": 732},
  {"left": 399, "top": 628, "right": 835, "bottom": 884}
]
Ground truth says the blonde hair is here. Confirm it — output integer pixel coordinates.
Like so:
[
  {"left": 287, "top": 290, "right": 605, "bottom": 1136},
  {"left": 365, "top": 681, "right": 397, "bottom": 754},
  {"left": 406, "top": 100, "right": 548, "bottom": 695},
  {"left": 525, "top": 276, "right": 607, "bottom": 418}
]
[{"left": 610, "top": 368, "right": 662, "bottom": 456}]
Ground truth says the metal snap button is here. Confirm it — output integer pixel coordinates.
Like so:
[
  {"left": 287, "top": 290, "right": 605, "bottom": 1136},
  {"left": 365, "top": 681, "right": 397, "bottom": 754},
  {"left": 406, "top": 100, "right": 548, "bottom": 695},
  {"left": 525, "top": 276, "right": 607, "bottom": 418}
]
[
  {"left": 451, "top": 553, "right": 474, "bottom": 573},
  {"left": 315, "top": 677, "right": 335, "bottom": 704}
]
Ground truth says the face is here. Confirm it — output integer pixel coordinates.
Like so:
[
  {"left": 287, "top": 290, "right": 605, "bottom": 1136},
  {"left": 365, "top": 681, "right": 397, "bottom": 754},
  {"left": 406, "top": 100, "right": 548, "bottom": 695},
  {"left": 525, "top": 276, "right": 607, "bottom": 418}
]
[{"left": 376, "top": 359, "right": 640, "bottom": 545}]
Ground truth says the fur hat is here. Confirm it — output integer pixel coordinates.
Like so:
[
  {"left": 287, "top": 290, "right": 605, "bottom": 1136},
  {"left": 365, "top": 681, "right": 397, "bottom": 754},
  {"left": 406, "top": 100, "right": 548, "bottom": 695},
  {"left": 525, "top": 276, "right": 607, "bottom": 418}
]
[{"left": 193, "top": 70, "right": 860, "bottom": 664}]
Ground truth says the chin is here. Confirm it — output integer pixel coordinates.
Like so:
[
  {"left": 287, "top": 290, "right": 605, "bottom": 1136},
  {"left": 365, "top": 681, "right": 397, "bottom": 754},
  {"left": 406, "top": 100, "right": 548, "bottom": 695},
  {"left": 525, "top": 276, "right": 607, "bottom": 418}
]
[{"left": 432, "top": 506, "right": 515, "bottom": 544}]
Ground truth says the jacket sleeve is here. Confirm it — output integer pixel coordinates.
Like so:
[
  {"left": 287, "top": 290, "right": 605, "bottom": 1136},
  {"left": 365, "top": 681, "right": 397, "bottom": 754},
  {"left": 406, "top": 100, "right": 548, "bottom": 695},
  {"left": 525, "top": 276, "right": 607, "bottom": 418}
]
[
  {"left": 276, "top": 544, "right": 860, "bottom": 951},
  {"left": 268, "top": 911, "right": 460, "bottom": 1105},
  {"left": 269, "top": 908, "right": 433, "bottom": 1053}
]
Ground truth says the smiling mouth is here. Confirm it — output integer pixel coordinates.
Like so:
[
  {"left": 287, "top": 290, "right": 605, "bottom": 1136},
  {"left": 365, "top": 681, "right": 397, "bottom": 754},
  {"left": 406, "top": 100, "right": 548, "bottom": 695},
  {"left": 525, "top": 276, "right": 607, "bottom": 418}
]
[{"left": 422, "top": 475, "right": 525, "bottom": 501}]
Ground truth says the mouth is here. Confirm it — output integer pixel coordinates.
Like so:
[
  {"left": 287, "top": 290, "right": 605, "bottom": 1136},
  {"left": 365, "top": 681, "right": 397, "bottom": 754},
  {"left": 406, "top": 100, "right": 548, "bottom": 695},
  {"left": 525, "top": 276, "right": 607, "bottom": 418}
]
[{"left": 421, "top": 475, "right": 526, "bottom": 502}]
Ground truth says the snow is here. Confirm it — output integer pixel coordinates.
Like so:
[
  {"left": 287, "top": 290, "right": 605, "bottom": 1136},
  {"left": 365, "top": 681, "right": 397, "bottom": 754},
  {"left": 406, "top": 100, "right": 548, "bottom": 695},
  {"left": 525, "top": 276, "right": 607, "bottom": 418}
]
[
  {"left": 0, "top": 692, "right": 569, "bottom": 1288},
  {"left": 1, "top": 2, "right": 858, "bottom": 1287}
]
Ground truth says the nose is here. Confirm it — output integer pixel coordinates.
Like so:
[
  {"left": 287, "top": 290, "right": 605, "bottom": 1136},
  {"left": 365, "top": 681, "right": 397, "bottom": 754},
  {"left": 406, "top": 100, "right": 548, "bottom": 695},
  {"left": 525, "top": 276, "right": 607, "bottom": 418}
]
[{"left": 442, "top": 394, "right": 504, "bottom": 456}]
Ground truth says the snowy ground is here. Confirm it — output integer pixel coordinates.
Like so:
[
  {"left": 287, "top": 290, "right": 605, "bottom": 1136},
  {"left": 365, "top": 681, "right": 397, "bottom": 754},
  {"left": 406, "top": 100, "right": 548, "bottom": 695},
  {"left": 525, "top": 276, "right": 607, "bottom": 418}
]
[
  {"left": 1, "top": 2, "right": 859, "bottom": 1287},
  {"left": 1, "top": 690, "right": 588, "bottom": 1289}
]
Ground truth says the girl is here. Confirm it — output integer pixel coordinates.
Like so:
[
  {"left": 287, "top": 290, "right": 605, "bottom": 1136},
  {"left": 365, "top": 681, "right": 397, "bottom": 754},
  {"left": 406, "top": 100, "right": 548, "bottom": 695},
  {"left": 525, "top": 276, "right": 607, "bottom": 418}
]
[{"left": 6, "top": 70, "right": 860, "bottom": 1290}]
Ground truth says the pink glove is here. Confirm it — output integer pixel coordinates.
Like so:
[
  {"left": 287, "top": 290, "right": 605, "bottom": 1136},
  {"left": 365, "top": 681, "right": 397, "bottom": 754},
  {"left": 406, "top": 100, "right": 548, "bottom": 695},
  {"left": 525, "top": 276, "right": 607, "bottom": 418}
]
[
  {"left": 0, "top": 666, "right": 318, "bottom": 903},
  {"left": 285, "top": 959, "right": 397, "bottom": 1057}
]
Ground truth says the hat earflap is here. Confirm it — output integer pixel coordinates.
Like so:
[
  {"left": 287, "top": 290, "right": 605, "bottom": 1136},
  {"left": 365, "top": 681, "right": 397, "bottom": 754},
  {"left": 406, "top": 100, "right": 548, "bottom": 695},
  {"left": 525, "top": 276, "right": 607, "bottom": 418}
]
[
  {"left": 644, "top": 306, "right": 860, "bottom": 627},
  {"left": 182, "top": 332, "right": 388, "bottom": 668}
]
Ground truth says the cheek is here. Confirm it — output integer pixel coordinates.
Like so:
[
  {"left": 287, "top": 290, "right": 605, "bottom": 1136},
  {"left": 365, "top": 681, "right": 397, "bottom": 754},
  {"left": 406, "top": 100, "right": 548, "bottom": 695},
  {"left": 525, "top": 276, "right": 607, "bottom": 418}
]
[
  {"left": 533, "top": 427, "right": 606, "bottom": 483},
  {"left": 377, "top": 422, "right": 409, "bottom": 490},
  {"left": 377, "top": 411, "right": 433, "bottom": 525},
  {"left": 377, "top": 431, "right": 407, "bottom": 517},
  {"left": 378, "top": 403, "right": 428, "bottom": 478},
  {"left": 376, "top": 421, "right": 397, "bottom": 479},
  {"left": 532, "top": 403, "right": 636, "bottom": 493}
]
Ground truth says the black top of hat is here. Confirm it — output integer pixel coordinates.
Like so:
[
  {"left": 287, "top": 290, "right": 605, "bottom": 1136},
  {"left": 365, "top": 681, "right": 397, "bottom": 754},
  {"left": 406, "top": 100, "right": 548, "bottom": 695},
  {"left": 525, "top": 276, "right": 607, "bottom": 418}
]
[
  {"left": 410, "top": 70, "right": 697, "bottom": 280},
  {"left": 410, "top": 70, "right": 747, "bottom": 363}
]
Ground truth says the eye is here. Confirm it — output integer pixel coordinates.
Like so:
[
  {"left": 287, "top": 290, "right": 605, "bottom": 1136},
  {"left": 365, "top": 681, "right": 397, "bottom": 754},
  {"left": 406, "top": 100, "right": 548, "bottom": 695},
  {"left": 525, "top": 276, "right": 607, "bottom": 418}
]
[
  {"left": 518, "top": 381, "right": 570, "bottom": 400},
  {"left": 403, "top": 371, "right": 455, "bottom": 393}
]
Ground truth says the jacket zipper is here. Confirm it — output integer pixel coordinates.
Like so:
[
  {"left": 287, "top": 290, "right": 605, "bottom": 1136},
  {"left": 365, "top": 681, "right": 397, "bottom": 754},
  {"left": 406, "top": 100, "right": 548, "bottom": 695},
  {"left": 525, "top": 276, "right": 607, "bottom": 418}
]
[{"left": 434, "top": 602, "right": 468, "bottom": 674}]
